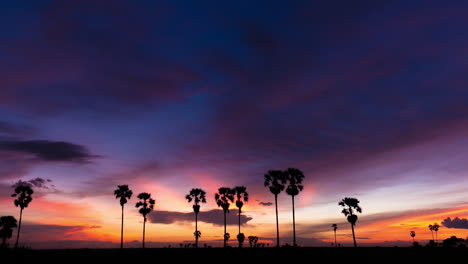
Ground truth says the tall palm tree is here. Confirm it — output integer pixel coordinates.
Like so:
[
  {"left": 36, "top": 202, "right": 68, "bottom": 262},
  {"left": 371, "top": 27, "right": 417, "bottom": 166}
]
[
  {"left": 428, "top": 224, "right": 434, "bottom": 241},
  {"left": 185, "top": 188, "right": 206, "bottom": 248},
  {"left": 332, "top": 224, "right": 338, "bottom": 247},
  {"left": 410, "top": 231, "right": 416, "bottom": 243},
  {"left": 114, "top": 185, "right": 133, "bottom": 249},
  {"left": 285, "top": 168, "right": 304, "bottom": 247},
  {"left": 234, "top": 186, "right": 248, "bottom": 248},
  {"left": 338, "top": 197, "right": 362, "bottom": 247},
  {"left": 135, "top": 192, "right": 155, "bottom": 248},
  {"left": 0, "top": 216, "right": 17, "bottom": 247},
  {"left": 12, "top": 185, "right": 33, "bottom": 248},
  {"left": 215, "top": 187, "right": 234, "bottom": 248},
  {"left": 432, "top": 223, "right": 440, "bottom": 244},
  {"left": 264, "top": 170, "right": 287, "bottom": 247}
]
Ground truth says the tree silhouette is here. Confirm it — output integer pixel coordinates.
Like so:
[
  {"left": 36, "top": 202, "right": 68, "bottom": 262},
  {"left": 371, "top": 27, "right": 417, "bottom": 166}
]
[
  {"left": 215, "top": 187, "right": 235, "bottom": 248},
  {"left": 332, "top": 224, "right": 338, "bottom": 247},
  {"left": 248, "top": 236, "right": 258, "bottom": 248},
  {"left": 285, "top": 168, "right": 304, "bottom": 247},
  {"left": 0, "top": 216, "right": 17, "bottom": 247},
  {"left": 410, "top": 231, "right": 416, "bottom": 243},
  {"left": 114, "top": 185, "right": 133, "bottom": 249},
  {"left": 338, "top": 197, "right": 362, "bottom": 247},
  {"left": 432, "top": 223, "right": 440, "bottom": 244},
  {"left": 135, "top": 192, "right": 155, "bottom": 248},
  {"left": 185, "top": 188, "right": 206, "bottom": 248},
  {"left": 12, "top": 185, "right": 33, "bottom": 248},
  {"left": 234, "top": 186, "right": 248, "bottom": 248},
  {"left": 264, "top": 170, "right": 287, "bottom": 247},
  {"left": 428, "top": 224, "right": 434, "bottom": 241}
]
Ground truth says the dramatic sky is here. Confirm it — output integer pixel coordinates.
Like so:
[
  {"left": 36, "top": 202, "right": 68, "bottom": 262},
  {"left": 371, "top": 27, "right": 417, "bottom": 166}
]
[{"left": 1, "top": 0, "right": 468, "bottom": 248}]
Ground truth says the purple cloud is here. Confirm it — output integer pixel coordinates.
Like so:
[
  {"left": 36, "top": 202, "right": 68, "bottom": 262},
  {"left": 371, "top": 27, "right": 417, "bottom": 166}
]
[
  {"left": 147, "top": 209, "right": 253, "bottom": 226},
  {"left": 442, "top": 217, "right": 468, "bottom": 229}
]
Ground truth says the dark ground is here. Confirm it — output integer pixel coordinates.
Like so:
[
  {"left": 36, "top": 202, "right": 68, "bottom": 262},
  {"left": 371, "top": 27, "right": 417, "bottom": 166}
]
[{"left": 1, "top": 247, "right": 467, "bottom": 263}]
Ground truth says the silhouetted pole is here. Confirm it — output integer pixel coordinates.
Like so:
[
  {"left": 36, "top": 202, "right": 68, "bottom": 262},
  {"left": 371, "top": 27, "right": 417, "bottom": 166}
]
[
  {"left": 351, "top": 223, "right": 356, "bottom": 247},
  {"left": 292, "top": 195, "right": 296, "bottom": 247},
  {"left": 142, "top": 217, "right": 146, "bottom": 249},
  {"left": 224, "top": 211, "right": 227, "bottom": 248},
  {"left": 15, "top": 208, "right": 23, "bottom": 249},
  {"left": 275, "top": 194, "right": 280, "bottom": 247},
  {"left": 120, "top": 205, "right": 124, "bottom": 249},
  {"left": 195, "top": 212, "right": 198, "bottom": 248},
  {"left": 334, "top": 229, "right": 337, "bottom": 247}
]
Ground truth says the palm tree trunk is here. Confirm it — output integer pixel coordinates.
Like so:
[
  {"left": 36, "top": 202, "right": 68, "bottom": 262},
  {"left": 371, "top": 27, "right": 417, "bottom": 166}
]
[
  {"left": 292, "top": 195, "right": 296, "bottom": 247},
  {"left": 435, "top": 231, "right": 437, "bottom": 244},
  {"left": 142, "top": 217, "right": 146, "bottom": 249},
  {"left": 120, "top": 205, "right": 124, "bottom": 249},
  {"left": 2, "top": 236, "right": 6, "bottom": 247},
  {"left": 430, "top": 230, "right": 434, "bottom": 241},
  {"left": 223, "top": 210, "right": 227, "bottom": 248},
  {"left": 195, "top": 212, "right": 198, "bottom": 248},
  {"left": 275, "top": 194, "right": 280, "bottom": 247},
  {"left": 238, "top": 207, "right": 241, "bottom": 248},
  {"left": 334, "top": 230, "right": 337, "bottom": 247},
  {"left": 351, "top": 223, "right": 357, "bottom": 247},
  {"left": 15, "top": 208, "right": 23, "bottom": 249}
]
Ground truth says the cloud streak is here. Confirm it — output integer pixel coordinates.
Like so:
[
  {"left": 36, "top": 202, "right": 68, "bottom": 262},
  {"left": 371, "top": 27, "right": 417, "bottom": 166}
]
[
  {"left": 147, "top": 209, "right": 253, "bottom": 226},
  {"left": 442, "top": 217, "right": 468, "bottom": 229}
]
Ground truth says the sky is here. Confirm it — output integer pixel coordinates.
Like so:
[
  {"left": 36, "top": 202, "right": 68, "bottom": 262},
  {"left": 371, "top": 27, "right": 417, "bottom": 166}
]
[{"left": 1, "top": 0, "right": 468, "bottom": 249}]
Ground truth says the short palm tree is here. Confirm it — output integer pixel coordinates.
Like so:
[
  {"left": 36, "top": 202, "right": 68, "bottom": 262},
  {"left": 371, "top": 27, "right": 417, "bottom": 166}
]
[
  {"left": 248, "top": 236, "right": 258, "bottom": 248},
  {"left": 114, "top": 185, "right": 133, "bottom": 249},
  {"left": 185, "top": 188, "right": 207, "bottom": 248},
  {"left": 338, "top": 197, "right": 362, "bottom": 247},
  {"left": 12, "top": 185, "right": 33, "bottom": 248},
  {"left": 234, "top": 186, "right": 248, "bottom": 248},
  {"left": 135, "top": 192, "right": 155, "bottom": 248},
  {"left": 264, "top": 170, "right": 287, "bottom": 247},
  {"left": 332, "top": 224, "right": 338, "bottom": 247},
  {"left": 0, "top": 216, "right": 17, "bottom": 247},
  {"left": 410, "top": 231, "right": 416, "bottom": 243},
  {"left": 428, "top": 224, "right": 434, "bottom": 241},
  {"left": 285, "top": 168, "right": 304, "bottom": 247},
  {"left": 215, "top": 187, "right": 235, "bottom": 248},
  {"left": 432, "top": 223, "right": 440, "bottom": 244}
]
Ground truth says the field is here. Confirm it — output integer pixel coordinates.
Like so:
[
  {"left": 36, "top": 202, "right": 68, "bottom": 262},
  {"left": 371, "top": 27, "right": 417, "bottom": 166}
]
[{"left": 1, "top": 247, "right": 467, "bottom": 263}]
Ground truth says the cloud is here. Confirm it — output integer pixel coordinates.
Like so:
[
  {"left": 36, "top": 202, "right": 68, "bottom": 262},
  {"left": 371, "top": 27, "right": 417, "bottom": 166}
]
[
  {"left": 147, "top": 209, "right": 253, "bottom": 226},
  {"left": 442, "top": 217, "right": 468, "bottom": 229},
  {"left": 15, "top": 222, "right": 101, "bottom": 243},
  {"left": 259, "top": 202, "right": 273, "bottom": 206},
  {"left": 0, "top": 140, "right": 97, "bottom": 162},
  {"left": 12, "top": 177, "right": 55, "bottom": 189}
]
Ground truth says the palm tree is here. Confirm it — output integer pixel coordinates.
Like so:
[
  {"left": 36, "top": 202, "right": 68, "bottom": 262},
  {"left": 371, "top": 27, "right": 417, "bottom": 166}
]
[
  {"left": 428, "top": 224, "right": 434, "bottom": 241},
  {"left": 248, "top": 236, "right": 258, "bottom": 248},
  {"left": 338, "top": 197, "right": 362, "bottom": 247},
  {"left": 410, "top": 231, "right": 416, "bottom": 243},
  {"left": 432, "top": 223, "right": 440, "bottom": 244},
  {"left": 185, "top": 188, "right": 206, "bottom": 248},
  {"left": 0, "top": 216, "right": 17, "bottom": 247},
  {"left": 234, "top": 186, "right": 248, "bottom": 248},
  {"left": 332, "top": 224, "right": 338, "bottom": 247},
  {"left": 114, "top": 185, "right": 133, "bottom": 249},
  {"left": 215, "top": 187, "right": 235, "bottom": 248},
  {"left": 285, "top": 168, "right": 304, "bottom": 247},
  {"left": 264, "top": 170, "right": 287, "bottom": 247},
  {"left": 135, "top": 192, "right": 155, "bottom": 248},
  {"left": 12, "top": 185, "right": 33, "bottom": 248}
]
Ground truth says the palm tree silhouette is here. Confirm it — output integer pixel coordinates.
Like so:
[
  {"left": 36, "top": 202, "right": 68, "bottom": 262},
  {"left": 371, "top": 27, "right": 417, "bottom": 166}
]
[
  {"left": 338, "top": 197, "right": 362, "bottom": 247},
  {"left": 12, "top": 185, "right": 33, "bottom": 248},
  {"left": 185, "top": 188, "right": 206, "bottom": 248},
  {"left": 215, "top": 187, "right": 235, "bottom": 248},
  {"left": 114, "top": 185, "right": 133, "bottom": 249},
  {"left": 332, "top": 224, "right": 338, "bottom": 247},
  {"left": 428, "top": 224, "right": 434, "bottom": 241},
  {"left": 410, "top": 231, "right": 416, "bottom": 243},
  {"left": 264, "top": 170, "right": 287, "bottom": 247},
  {"left": 135, "top": 192, "right": 155, "bottom": 248},
  {"left": 248, "top": 236, "right": 258, "bottom": 248},
  {"left": 234, "top": 186, "right": 248, "bottom": 248},
  {"left": 432, "top": 223, "right": 439, "bottom": 244},
  {"left": 0, "top": 216, "right": 17, "bottom": 247},
  {"left": 285, "top": 168, "right": 304, "bottom": 247}
]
